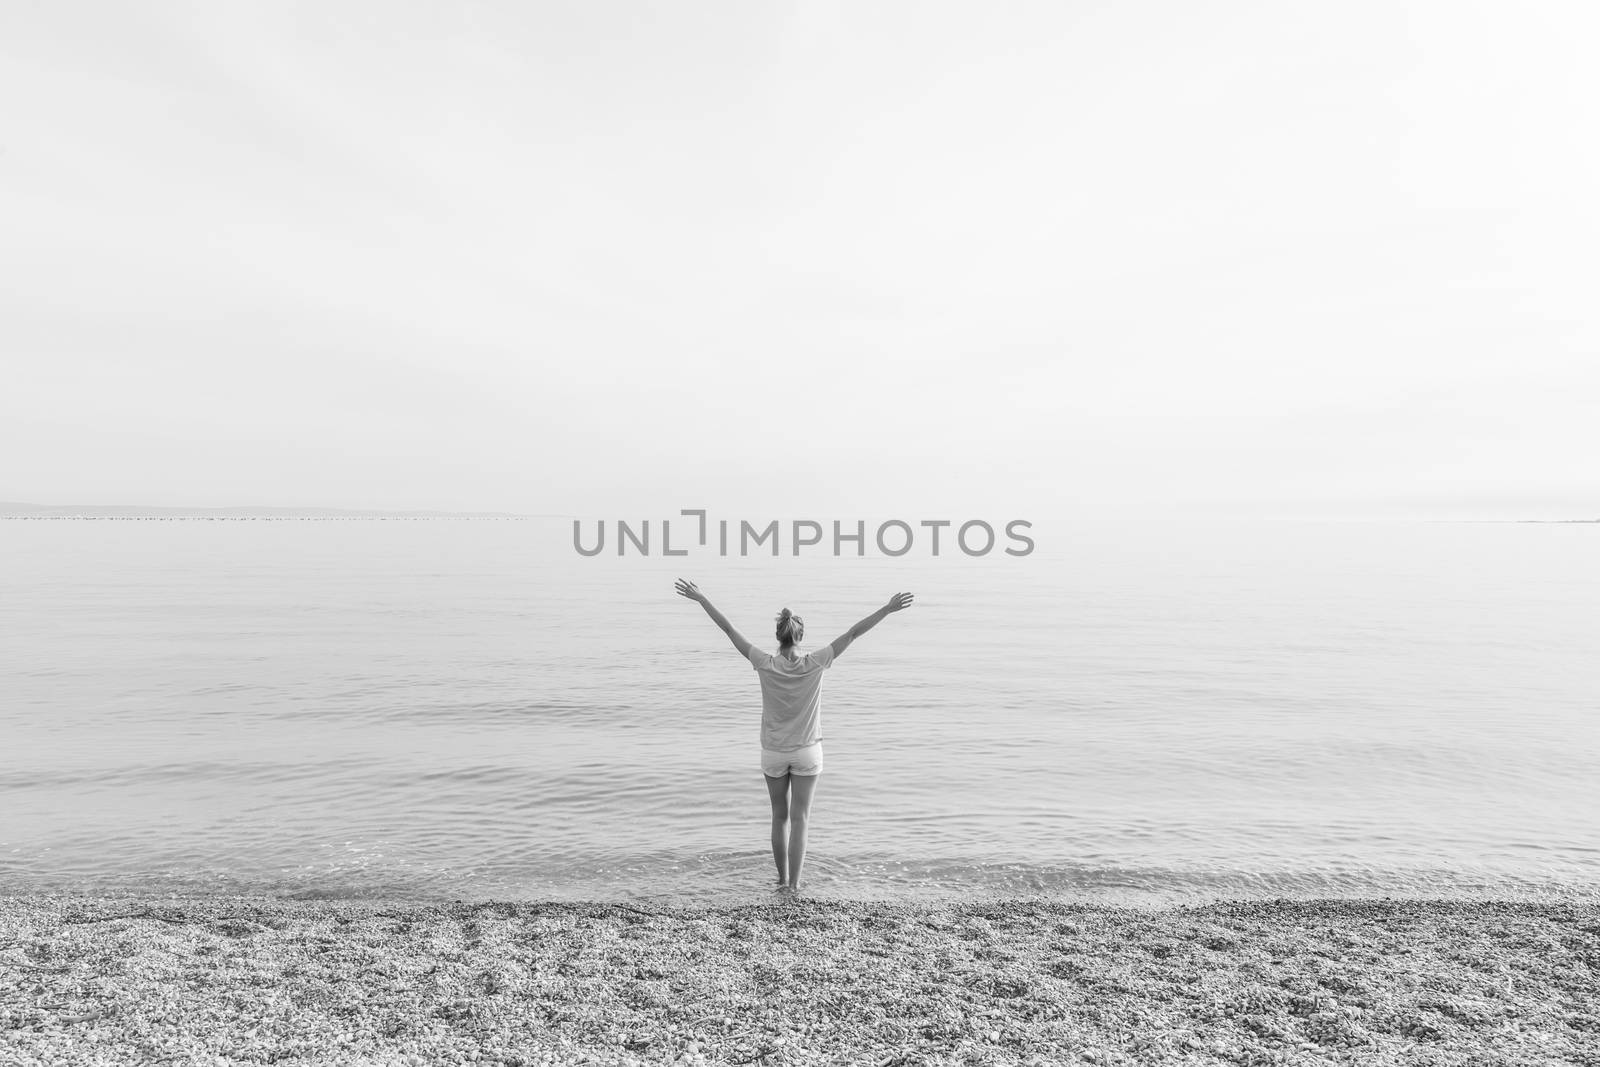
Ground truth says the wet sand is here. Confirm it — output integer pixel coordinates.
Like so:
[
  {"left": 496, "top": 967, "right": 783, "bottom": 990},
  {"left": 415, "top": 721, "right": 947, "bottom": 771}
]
[{"left": 3, "top": 895, "right": 1597, "bottom": 1065}]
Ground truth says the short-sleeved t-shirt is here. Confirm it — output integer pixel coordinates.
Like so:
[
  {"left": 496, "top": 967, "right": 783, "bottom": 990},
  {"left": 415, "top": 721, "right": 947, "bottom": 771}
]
[{"left": 748, "top": 644, "right": 836, "bottom": 751}]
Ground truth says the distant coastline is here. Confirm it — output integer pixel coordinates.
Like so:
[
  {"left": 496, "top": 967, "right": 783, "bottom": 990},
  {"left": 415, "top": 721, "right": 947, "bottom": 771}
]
[
  {"left": 4, "top": 503, "right": 1593, "bottom": 523},
  {"left": 0, "top": 502, "right": 553, "bottom": 520}
]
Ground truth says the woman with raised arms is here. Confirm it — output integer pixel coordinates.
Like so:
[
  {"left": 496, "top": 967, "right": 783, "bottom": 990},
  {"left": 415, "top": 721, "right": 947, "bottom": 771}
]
[{"left": 674, "top": 579, "right": 915, "bottom": 896}]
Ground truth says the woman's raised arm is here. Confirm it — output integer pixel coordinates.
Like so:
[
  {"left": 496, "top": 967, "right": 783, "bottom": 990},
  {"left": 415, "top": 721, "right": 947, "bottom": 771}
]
[
  {"left": 828, "top": 592, "right": 914, "bottom": 660},
  {"left": 675, "top": 579, "right": 755, "bottom": 659}
]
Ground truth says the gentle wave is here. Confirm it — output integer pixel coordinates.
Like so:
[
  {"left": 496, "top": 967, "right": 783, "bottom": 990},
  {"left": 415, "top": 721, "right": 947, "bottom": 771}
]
[{"left": 3, "top": 518, "right": 1599, "bottom": 902}]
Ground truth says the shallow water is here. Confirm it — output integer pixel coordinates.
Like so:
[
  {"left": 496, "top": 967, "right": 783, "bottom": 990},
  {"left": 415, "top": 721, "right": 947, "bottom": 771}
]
[{"left": 3, "top": 518, "right": 1597, "bottom": 904}]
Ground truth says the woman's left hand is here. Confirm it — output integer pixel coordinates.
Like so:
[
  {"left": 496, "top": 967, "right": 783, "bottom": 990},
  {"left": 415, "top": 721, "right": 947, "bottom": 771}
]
[{"left": 674, "top": 578, "right": 705, "bottom": 603}]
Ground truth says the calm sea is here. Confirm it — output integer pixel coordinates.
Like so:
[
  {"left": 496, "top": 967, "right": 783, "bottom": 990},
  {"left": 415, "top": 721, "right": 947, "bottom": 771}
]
[{"left": 3, "top": 518, "right": 1596, "bottom": 906}]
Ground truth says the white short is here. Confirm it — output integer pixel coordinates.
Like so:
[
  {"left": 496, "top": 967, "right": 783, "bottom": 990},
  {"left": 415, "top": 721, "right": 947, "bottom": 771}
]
[{"left": 761, "top": 741, "right": 824, "bottom": 778}]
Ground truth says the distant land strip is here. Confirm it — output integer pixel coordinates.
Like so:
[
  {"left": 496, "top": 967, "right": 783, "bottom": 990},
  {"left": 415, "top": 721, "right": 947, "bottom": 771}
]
[{"left": 0, "top": 502, "right": 565, "bottom": 520}]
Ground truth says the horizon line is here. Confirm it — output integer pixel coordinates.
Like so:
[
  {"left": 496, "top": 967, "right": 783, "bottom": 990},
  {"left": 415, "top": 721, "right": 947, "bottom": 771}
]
[{"left": 2, "top": 502, "right": 1596, "bottom": 524}]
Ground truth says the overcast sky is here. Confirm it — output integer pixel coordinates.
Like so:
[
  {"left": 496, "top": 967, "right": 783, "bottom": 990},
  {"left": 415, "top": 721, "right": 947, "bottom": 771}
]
[{"left": 3, "top": 1, "right": 1596, "bottom": 519}]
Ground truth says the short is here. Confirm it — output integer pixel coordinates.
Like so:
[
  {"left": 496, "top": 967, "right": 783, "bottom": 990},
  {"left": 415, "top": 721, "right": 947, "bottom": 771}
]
[{"left": 761, "top": 741, "right": 824, "bottom": 778}]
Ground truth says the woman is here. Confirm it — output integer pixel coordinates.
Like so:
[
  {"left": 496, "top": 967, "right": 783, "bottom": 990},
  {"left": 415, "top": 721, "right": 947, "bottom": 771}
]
[{"left": 674, "top": 579, "right": 915, "bottom": 895}]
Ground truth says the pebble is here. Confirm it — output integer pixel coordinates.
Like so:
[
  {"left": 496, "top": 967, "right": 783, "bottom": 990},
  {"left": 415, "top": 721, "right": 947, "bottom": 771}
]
[{"left": 6, "top": 896, "right": 1595, "bottom": 1067}]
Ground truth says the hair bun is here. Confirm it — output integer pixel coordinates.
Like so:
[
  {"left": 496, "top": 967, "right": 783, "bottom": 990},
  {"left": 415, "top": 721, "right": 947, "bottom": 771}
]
[{"left": 775, "top": 607, "right": 803, "bottom": 646}]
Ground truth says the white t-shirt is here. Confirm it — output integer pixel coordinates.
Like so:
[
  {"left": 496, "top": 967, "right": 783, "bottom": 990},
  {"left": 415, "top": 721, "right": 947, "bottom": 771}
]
[{"left": 748, "top": 643, "right": 836, "bottom": 752}]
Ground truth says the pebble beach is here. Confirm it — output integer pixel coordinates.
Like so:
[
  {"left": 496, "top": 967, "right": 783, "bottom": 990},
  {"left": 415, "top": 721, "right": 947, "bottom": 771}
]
[{"left": 3, "top": 895, "right": 1597, "bottom": 1066}]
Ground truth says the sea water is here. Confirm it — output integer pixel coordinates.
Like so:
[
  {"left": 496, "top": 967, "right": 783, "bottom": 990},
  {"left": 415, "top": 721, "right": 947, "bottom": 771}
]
[{"left": 3, "top": 518, "right": 1596, "bottom": 905}]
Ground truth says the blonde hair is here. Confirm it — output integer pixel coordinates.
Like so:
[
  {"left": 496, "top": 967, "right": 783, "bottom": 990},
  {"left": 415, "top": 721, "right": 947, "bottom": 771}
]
[{"left": 775, "top": 607, "right": 804, "bottom": 648}]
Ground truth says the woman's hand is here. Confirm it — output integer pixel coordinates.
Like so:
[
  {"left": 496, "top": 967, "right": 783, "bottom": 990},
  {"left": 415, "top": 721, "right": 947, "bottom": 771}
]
[
  {"left": 675, "top": 578, "right": 706, "bottom": 603},
  {"left": 885, "top": 591, "right": 915, "bottom": 613}
]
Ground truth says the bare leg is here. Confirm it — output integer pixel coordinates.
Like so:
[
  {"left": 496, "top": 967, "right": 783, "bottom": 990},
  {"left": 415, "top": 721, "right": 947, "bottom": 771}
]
[
  {"left": 763, "top": 771, "right": 790, "bottom": 887},
  {"left": 786, "top": 773, "right": 819, "bottom": 893}
]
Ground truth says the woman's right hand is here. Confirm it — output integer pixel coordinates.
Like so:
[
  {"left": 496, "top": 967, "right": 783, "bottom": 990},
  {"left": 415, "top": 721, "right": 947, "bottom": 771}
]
[
  {"left": 675, "top": 578, "right": 706, "bottom": 603},
  {"left": 885, "top": 592, "right": 915, "bottom": 612}
]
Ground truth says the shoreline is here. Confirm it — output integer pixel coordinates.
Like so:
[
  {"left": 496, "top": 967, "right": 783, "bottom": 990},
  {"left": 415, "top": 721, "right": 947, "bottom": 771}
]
[{"left": 4, "top": 895, "right": 1597, "bottom": 1066}]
